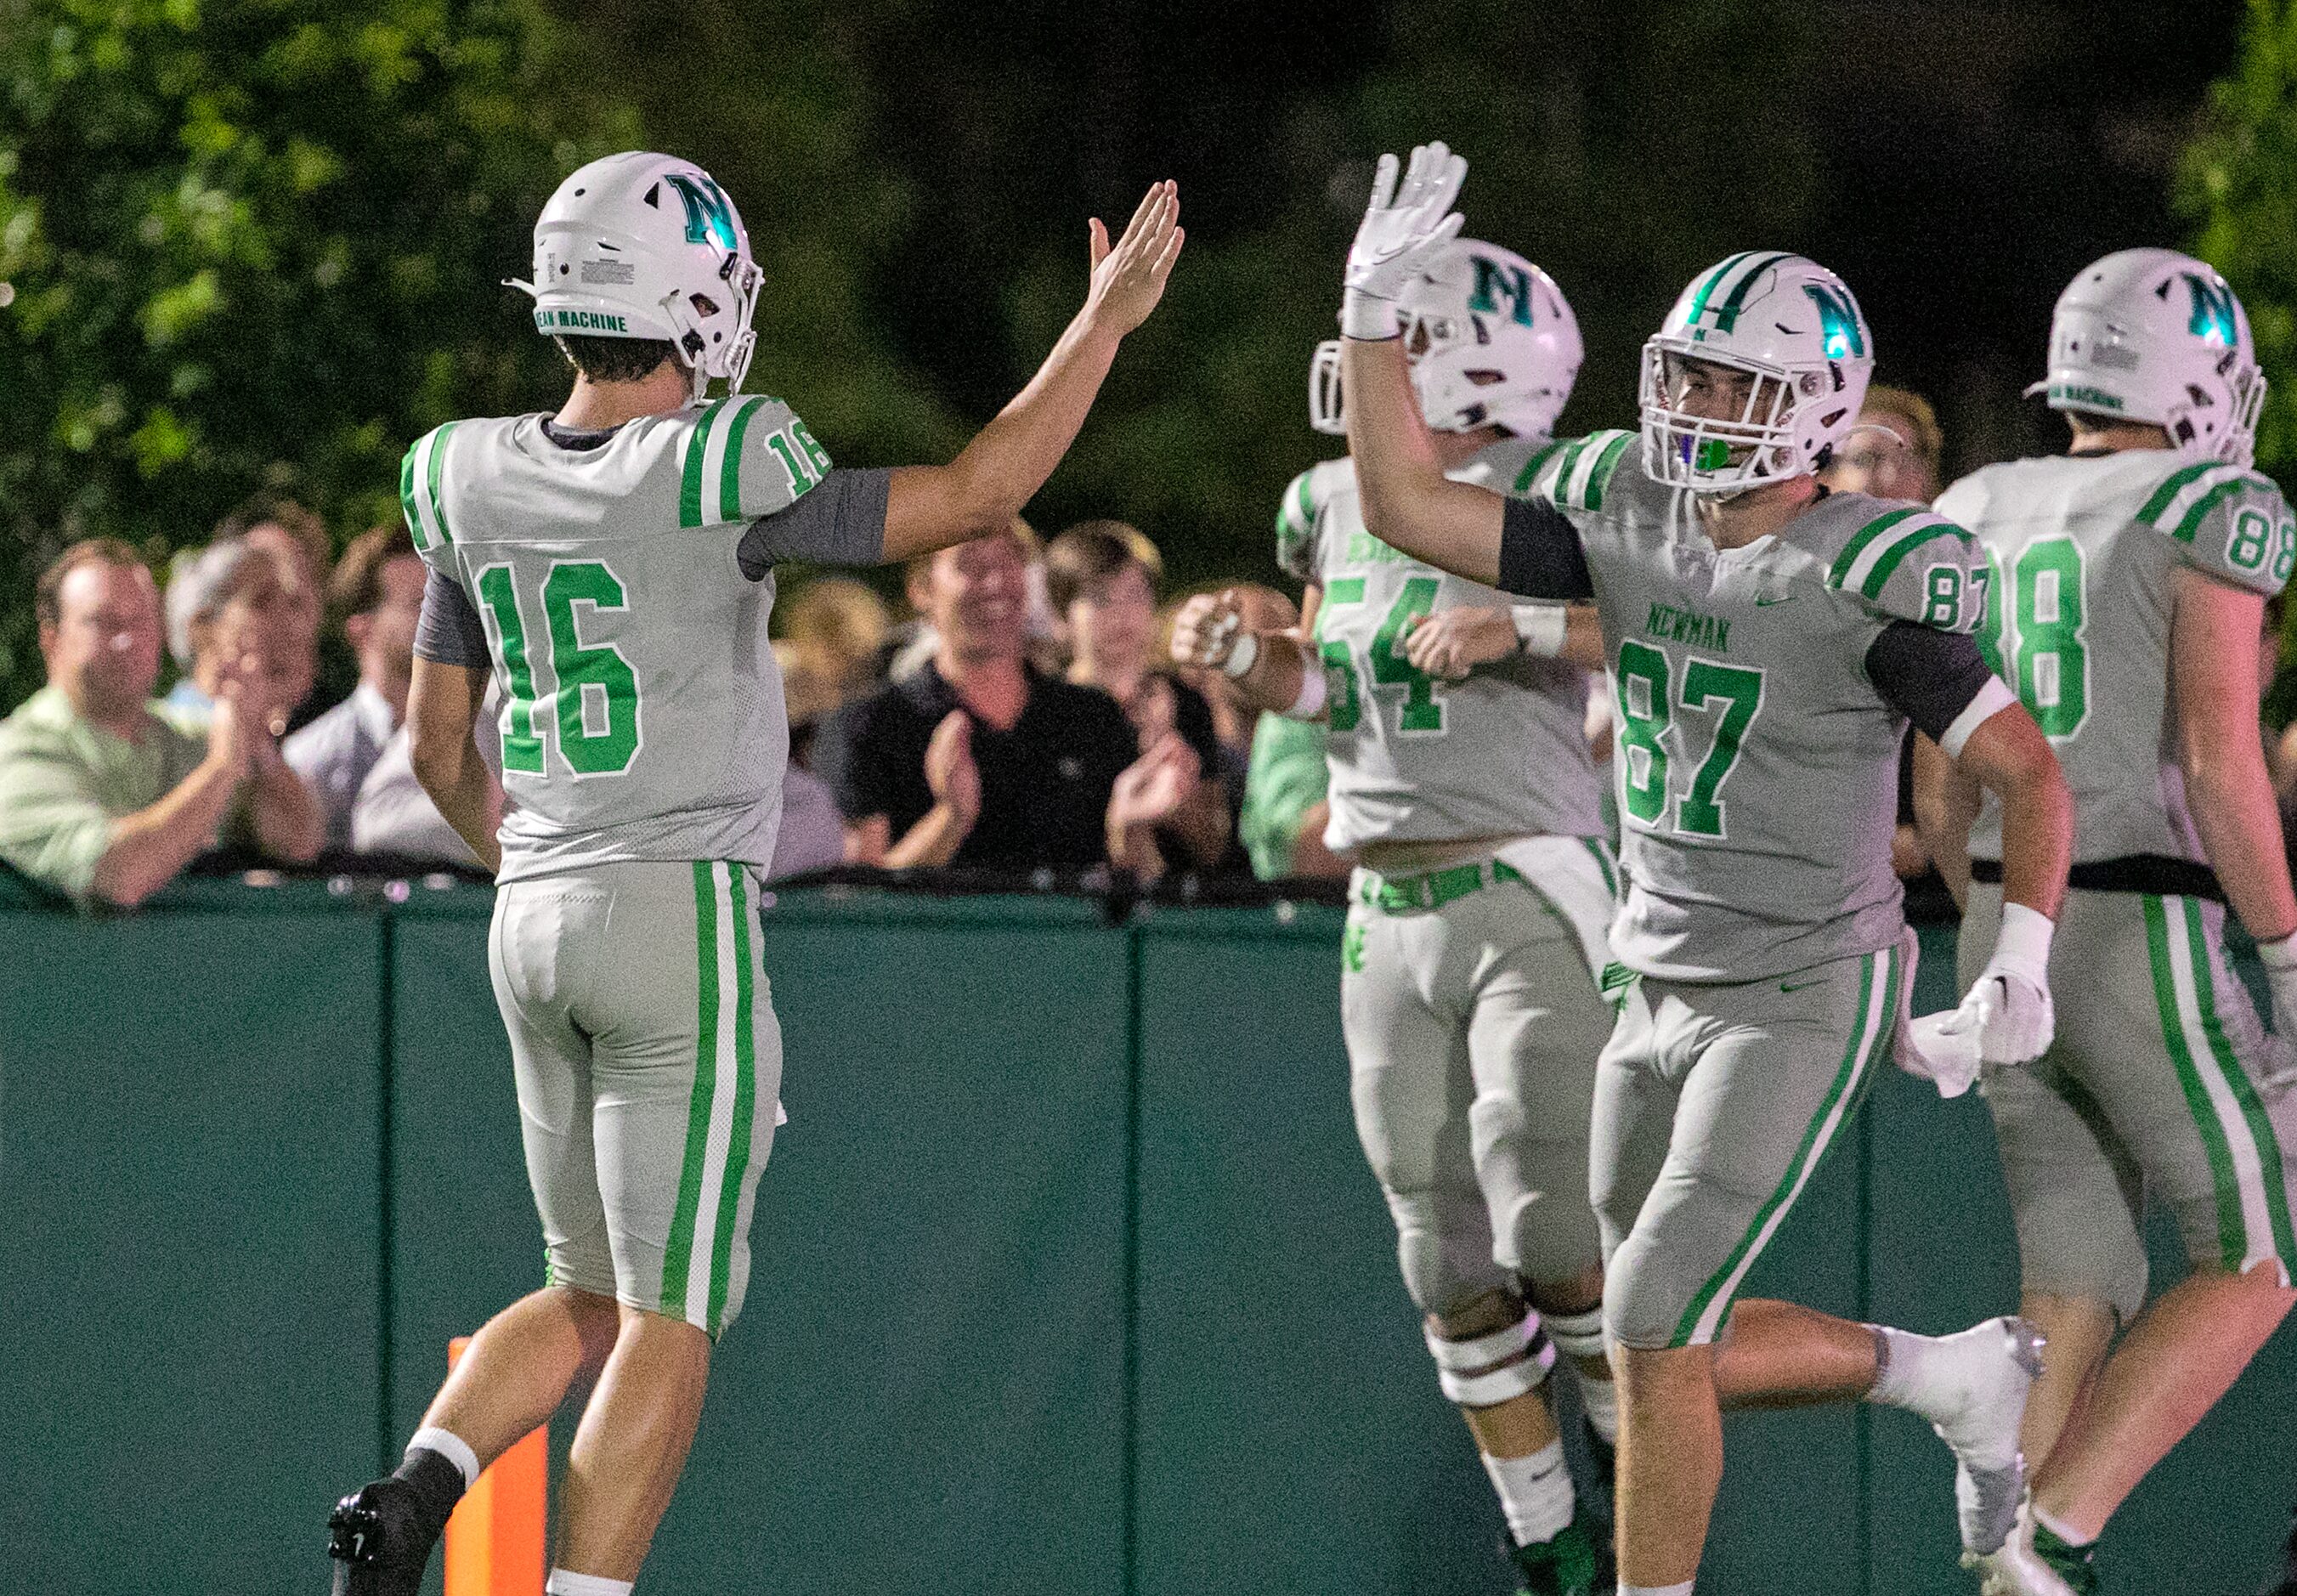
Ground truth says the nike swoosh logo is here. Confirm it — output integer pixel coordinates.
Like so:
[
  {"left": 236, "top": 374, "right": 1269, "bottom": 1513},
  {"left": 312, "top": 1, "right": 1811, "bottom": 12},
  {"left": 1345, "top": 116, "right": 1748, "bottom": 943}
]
[
  {"left": 1779, "top": 976, "right": 1825, "bottom": 993},
  {"left": 1755, "top": 593, "right": 1797, "bottom": 606}
]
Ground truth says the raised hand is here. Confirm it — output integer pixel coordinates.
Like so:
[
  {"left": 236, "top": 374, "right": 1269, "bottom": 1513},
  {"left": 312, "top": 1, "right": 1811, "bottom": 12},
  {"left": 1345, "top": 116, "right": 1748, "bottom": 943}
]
[
  {"left": 1084, "top": 180, "right": 1185, "bottom": 339},
  {"left": 923, "top": 710, "right": 982, "bottom": 828},
  {"left": 1343, "top": 142, "right": 1467, "bottom": 337},
  {"left": 1109, "top": 732, "right": 1199, "bottom": 831},
  {"left": 1169, "top": 589, "right": 1249, "bottom": 672}
]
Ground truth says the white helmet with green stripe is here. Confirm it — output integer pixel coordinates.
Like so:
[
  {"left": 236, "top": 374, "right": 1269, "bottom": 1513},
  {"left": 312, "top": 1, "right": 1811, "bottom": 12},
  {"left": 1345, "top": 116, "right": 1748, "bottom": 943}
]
[
  {"left": 1310, "top": 238, "right": 1581, "bottom": 439},
  {"left": 2026, "top": 248, "right": 2265, "bottom": 467},
  {"left": 1640, "top": 252, "right": 1873, "bottom": 495},
  {"left": 507, "top": 151, "right": 764, "bottom": 405}
]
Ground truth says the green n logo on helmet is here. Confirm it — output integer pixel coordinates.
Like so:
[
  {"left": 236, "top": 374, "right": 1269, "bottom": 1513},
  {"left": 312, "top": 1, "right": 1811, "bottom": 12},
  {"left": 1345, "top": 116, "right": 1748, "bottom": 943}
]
[
  {"left": 1802, "top": 283, "right": 1866, "bottom": 359},
  {"left": 2184, "top": 273, "right": 2238, "bottom": 348},
  {"left": 1468, "top": 258, "right": 1536, "bottom": 327},
  {"left": 665, "top": 173, "right": 739, "bottom": 250}
]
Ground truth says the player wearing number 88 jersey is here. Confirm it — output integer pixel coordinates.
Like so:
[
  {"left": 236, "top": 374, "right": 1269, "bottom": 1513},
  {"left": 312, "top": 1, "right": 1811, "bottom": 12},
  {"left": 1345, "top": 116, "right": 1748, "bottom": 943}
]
[{"left": 1921, "top": 250, "right": 2297, "bottom": 1596}]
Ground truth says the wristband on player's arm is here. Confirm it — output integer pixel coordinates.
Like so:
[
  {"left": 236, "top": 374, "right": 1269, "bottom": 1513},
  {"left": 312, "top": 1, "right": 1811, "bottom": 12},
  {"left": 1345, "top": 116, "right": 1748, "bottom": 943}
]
[{"left": 1510, "top": 604, "right": 1569, "bottom": 659}]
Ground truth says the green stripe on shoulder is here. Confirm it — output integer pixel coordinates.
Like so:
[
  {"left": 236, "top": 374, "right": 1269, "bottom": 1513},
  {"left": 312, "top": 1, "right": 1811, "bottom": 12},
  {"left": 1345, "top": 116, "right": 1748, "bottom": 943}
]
[
  {"left": 2136, "top": 461, "right": 2220, "bottom": 529},
  {"left": 398, "top": 439, "right": 426, "bottom": 553},
  {"left": 424, "top": 422, "right": 461, "bottom": 547},
  {"left": 680, "top": 400, "right": 730, "bottom": 529},
  {"left": 2173, "top": 473, "right": 2276, "bottom": 543},
  {"left": 1513, "top": 439, "right": 1570, "bottom": 495},
  {"left": 718, "top": 396, "right": 768, "bottom": 524},
  {"left": 1582, "top": 430, "right": 1637, "bottom": 512},
  {"left": 1826, "top": 506, "right": 1922, "bottom": 586},
  {"left": 1859, "top": 522, "right": 1973, "bottom": 601}
]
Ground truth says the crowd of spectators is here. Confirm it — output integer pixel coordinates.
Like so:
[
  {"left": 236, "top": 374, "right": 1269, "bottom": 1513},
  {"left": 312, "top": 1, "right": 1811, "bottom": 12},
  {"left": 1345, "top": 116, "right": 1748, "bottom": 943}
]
[{"left": 17, "top": 388, "right": 2297, "bottom": 910}]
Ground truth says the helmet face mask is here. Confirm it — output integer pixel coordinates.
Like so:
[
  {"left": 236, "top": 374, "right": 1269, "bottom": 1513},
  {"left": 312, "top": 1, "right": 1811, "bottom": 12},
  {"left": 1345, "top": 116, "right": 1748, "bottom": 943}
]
[
  {"left": 1640, "top": 252, "right": 1872, "bottom": 495},
  {"left": 2031, "top": 248, "right": 2266, "bottom": 466},
  {"left": 512, "top": 153, "right": 764, "bottom": 405},
  {"left": 1309, "top": 239, "right": 1582, "bottom": 441}
]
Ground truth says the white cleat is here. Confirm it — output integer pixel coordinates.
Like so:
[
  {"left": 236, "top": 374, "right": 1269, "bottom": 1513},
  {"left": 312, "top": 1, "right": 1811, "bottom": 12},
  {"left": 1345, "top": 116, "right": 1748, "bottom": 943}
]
[
  {"left": 1919, "top": 1315, "right": 2047, "bottom": 1555},
  {"left": 1963, "top": 1497, "right": 2081, "bottom": 1596}
]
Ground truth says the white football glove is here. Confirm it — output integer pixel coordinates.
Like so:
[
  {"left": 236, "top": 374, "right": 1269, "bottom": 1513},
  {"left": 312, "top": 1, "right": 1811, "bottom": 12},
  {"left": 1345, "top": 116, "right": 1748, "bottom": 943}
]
[
  {"left": 1341, "top": 142, "right": 1468, "bottom": 340},
  {"left": 2253, "top": 934, "right": 2297, "bottom": 1089},
  {"left": 1909, "top": 902, "right": 2057, "bottom": 1072}
]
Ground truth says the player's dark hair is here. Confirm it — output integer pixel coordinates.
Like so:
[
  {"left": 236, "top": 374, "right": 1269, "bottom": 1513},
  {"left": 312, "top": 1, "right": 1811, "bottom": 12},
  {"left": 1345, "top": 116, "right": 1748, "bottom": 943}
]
[{"left": 555, "top": 335, "right": 681, "bottom": 384}]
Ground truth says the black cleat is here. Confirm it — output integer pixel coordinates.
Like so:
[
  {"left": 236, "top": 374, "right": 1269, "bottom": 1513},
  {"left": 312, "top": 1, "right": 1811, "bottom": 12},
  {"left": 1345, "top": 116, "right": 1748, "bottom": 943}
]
[
  {"left": 2264, "top": 1503, "right": 2297, "bottom": 1596},
  {"left": 326, "top": 1477, "right": 443, "bottom": 1596}
]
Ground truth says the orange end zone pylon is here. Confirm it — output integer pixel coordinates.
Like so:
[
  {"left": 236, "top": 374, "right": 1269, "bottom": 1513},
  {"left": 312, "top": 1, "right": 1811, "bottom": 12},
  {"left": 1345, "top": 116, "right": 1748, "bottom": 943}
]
[{"left": 442, "top": 1336, "right": 548, "bottom": 1596}]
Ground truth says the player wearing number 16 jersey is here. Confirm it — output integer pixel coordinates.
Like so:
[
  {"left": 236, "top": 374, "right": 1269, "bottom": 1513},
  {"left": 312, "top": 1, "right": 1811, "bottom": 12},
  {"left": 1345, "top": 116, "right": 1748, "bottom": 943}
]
[
  {"left": 1332, "top": 144, "right": 2076, "bottom": 1596},
  {"left": 1176, "top": 238, "right": 1615, "bottom": 1596},
  {"left": 1916, "top": 250, "right": 2297, "bottom": 1596},
  {"left": 324, "top": 152, "right": 1183, "bottom": 1596}
]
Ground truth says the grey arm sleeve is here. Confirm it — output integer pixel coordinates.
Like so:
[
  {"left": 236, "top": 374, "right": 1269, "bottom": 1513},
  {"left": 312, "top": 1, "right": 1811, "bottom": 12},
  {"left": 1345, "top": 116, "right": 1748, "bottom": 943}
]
[
  {"left": 738, "top": 466, "right": 893, "bottom": 580},
  {"left": 413, "top": 568, "right": 490, "bottom": 667},
  {"left": 1496, "top": 496, "right": 1595, "bottom": 600},
  {"left": 1865, "top": 621, "right": 1994, "bottom": 742}
]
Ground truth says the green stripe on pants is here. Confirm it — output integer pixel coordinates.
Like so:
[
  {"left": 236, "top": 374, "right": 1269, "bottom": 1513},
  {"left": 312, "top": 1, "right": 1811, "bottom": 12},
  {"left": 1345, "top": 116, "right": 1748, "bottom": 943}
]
[
  {"left": 2181, "top": 897, "right": 2297, "bottom": 1269},
  {"left": 708, "top": 865, "right": 760, "bottom": 1334},
  {"left": 662, "top": 861, "right": 725, "bottom": 1319},
  {"left": 1669, "top": 947, "right": 1893, "bottom": 1348},
  {"left": 2143, "top": 894, "right": 2248, "bottom": 1271}
]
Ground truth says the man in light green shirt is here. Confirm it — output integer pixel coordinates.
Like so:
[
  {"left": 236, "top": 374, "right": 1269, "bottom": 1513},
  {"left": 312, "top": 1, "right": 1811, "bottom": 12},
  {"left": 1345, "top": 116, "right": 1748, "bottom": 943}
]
[{"left": 0, "top": 539, "right": 322, "bottom": 906}]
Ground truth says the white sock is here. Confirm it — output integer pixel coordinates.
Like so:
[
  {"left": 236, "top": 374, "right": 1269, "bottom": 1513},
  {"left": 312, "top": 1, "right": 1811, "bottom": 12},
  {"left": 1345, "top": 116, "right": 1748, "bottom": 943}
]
[
  {"left": 406, "top": 1425, "right": 481, "bottom": 1491},
  {"left": 546, "top": 1572, "right": 635, "bottom": 1596},
  {"left": 1864, "top": 1325, "right": 1967, "bottom": 1418},
  {"left": 1482, "top": 1439, "right": 1575, "bottom": 1545},
  {"left": 1621, "top": 1583, "right": 1694, "bottom": 1596}
]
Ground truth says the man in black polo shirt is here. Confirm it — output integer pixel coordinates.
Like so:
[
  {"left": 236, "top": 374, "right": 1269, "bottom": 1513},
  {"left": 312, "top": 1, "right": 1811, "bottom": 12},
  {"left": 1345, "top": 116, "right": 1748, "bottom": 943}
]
[{"left": 816, "top": 523, "right": 1194, "bottom": 874}]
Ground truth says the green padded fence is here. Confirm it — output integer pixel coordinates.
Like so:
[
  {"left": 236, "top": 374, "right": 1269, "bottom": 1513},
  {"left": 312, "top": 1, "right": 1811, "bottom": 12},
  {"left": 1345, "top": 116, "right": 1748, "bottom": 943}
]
[{"left": 3, "top": 882, "right": 2294, "bottom": 1595}]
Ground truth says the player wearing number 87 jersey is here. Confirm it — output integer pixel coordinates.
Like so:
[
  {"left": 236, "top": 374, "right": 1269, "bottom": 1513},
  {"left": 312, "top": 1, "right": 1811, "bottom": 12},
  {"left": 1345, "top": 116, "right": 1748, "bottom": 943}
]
[
  {"left": 1333, "top": 144, "right": 2076, "bottom": 1595},
  {"left": 1918, "top": 250, "right": 2297, "bottom": 1596},
  {"left": 326, "top": 151, "right": 1184, "bottom": 1596}
]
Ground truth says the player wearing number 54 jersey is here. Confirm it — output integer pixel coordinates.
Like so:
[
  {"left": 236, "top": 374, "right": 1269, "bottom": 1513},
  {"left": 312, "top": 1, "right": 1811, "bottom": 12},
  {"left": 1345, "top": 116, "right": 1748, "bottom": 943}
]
[
  {"left": 325, "top": 152, "right": 1183, "bottom": 1596},
  {"left": 1333, "top": 144, "right": 2075, "bottom": 1596},
  {"left": 1916, "top": 251, "right": 2297, "bottom": 1596},
  {"left": 1176, "top": 237, "right": 1617, "bottom": 1596}
]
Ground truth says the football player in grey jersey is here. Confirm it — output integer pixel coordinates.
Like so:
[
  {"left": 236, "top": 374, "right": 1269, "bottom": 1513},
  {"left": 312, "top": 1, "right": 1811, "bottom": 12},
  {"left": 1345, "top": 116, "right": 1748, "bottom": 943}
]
[
  {"left": 1916, "top": 251, "right": 2297, "bottom": 1596},
  {"left": 1175, "top": 238, "right": 1616, "bottom": 1596},
  {"left": 1332, "top": 144, "right": 2076, "bottom": 1596},
  {"left": 325, "top": 152, "right": 1182, "bottom": 1596}
]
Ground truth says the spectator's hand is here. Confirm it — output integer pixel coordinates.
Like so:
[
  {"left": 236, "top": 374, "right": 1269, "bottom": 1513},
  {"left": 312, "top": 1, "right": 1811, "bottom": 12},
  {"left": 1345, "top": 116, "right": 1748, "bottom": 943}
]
[
  {"left": 1170, "top": 590, "right": 1248, "bottom": 672},
  {"left": 923, "top": 710, "right": 982, "bottom": 829},
  {"left": 1083, "top": 181, "right": 1185, "bottom": 340},
  {"left": 205, "top": 680, "right": 256, "bottom": 784},
  {"left": 1401, "top": 606, "right": 1515, "bottom": 680},
  {"left": 1110, "top": 732, "right": 1199, "bottom": 832},
  {"left": 1128, "top": 673, "right": 1179, "bottom": 745}
]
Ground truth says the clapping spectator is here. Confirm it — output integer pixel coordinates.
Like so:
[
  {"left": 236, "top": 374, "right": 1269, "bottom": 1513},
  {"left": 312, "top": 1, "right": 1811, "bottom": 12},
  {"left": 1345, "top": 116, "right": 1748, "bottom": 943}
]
[
  {"left": 815, "top": 524, "right": 1187, "bottom": 875},
  {"left": 0, "top": 540, "right": 321, "bottom": 906},
  {"left": 215, "top": 496, "right": 328, "bottom": 726},
  {"left": 1046, "top": 522, "right": 1230, "bottom": 870},
  {"left": 161, "top": 537, "right": 303, "bottom": 739},
  {"left": 284, "top": 524, "right": 430, "bottom": 850}
]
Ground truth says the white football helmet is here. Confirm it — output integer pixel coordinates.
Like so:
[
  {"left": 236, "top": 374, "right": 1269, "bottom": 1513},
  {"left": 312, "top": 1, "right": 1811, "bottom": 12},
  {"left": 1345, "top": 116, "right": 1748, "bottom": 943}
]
[
  {"left": 1640, "top": 252, "right": 1873, "bottom": 495},
  {"left": 508, "top": 151, "right": 764, "bottom": 404},
  {"left": 2026, "top": 247, "right": 2264, "bottom": 466},
  {"left": 1311, "top": 239, "right": 1581, "bottom": 439}
]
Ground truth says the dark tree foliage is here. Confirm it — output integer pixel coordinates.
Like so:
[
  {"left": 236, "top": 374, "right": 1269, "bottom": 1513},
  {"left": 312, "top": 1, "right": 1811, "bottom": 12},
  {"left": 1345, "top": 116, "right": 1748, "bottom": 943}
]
[{"left": 0, "top": 0, "right": 630, "bottom": 702}]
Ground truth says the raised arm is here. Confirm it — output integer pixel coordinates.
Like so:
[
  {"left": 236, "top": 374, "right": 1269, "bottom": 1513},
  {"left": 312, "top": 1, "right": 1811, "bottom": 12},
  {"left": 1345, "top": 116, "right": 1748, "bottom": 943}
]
[
  {"left": 1342, "top": 332, "right": 1507, "bottom": 586},
  {"left": 879, "top": 183, "right": 1184, "bottom": 563},
  {"left": 1169, "top": 586, "right": 1318, "bottom": 718}
]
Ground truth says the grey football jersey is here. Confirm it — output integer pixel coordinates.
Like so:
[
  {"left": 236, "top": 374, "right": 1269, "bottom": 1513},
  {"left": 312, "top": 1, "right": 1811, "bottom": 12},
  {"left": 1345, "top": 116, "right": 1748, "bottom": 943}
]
[
  {"left": 1530, "top": 430, "right": 1989, "bottom": 982},
  {"left": 1276, "top": 438, "right": 1602, "bottom": 851},
  {"left": 1938, "top": 451, "right": 2294, "bottom": 864},
  {"left": 402, "top": 398, "right": 830, "bottom": 882}
]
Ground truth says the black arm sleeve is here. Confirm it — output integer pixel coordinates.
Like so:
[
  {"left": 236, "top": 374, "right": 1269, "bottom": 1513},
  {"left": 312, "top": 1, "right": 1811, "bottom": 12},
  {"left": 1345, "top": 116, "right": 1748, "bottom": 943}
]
[
  {"left": 413, "top": 568, "right": 489, "bottom": 667},
  {"left": 1864, "top": 621, "right": 1996, "bottom": 742},
  {"left": 737, "top": 466, "right": 893, "bottom": 580},
  {"left": 1495, "top": 496, "right": 1595, "bottom": 601}
]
